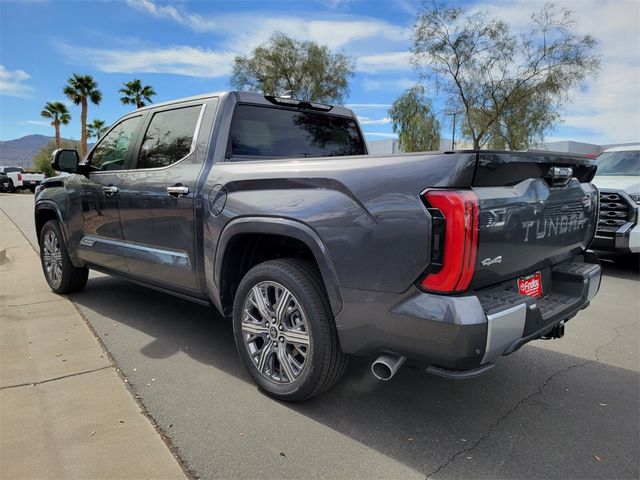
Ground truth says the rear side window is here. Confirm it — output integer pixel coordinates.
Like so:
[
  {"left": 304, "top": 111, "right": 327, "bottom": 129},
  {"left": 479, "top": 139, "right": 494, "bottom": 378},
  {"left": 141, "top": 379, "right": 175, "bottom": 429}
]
[
  {"left": 228, "top": 105, "right": 365, "bottom": 159},
  {"left": 136, "top": 105, "right": 202, "bottom": 169}
]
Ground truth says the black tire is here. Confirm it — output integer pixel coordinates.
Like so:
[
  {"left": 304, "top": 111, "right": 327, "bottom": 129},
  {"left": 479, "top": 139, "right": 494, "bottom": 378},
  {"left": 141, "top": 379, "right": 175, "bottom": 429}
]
[
  {"left": 233, "top": 258, "right": 347, "bottom": 401},
  {"left": 28, "top": 186, "right": 36, "bottom": 193},
  {"left": 6, "top": 180, "right": 15, "bottom": 193},
  {"left": 39, "top": 220, "right": 88, "bottom": 294}
]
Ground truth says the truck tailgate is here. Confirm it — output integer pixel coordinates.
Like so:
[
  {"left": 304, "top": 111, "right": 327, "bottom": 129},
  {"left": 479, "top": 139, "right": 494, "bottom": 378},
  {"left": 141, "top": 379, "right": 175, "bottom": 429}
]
[{"left": 469, "top": 152, "right": 598, "bottom": 290}]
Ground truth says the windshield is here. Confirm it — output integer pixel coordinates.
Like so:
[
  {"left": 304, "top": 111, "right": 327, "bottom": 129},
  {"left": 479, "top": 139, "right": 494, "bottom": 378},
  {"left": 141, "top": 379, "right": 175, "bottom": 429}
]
[
  {"left": 596, "top": 150, "right": 640, "bottom": 176},
  {"left": 228, "top": 105, "right": 366, "bottom": 159}
]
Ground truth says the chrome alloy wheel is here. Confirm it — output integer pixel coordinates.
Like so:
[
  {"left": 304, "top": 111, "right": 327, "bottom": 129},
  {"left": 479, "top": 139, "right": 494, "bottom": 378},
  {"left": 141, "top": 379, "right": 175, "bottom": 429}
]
[
  {"left": 241, "top": 281, "right": 310, "bottom": 384},
  {"left": 42, "top": 229, "right": 63, "bottom": 288}
]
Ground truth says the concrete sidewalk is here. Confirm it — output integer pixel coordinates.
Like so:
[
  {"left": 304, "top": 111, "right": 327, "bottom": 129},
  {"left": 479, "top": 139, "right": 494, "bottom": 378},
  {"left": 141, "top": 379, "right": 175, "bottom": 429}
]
[{"left": 0, "top": 210, "right": 186, "bottom": 479}]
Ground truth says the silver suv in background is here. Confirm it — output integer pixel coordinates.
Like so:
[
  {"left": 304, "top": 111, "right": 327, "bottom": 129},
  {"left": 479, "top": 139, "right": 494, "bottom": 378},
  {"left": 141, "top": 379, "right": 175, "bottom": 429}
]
[{"left": 592, "top": 145, "right": 640, "bottom": 253}]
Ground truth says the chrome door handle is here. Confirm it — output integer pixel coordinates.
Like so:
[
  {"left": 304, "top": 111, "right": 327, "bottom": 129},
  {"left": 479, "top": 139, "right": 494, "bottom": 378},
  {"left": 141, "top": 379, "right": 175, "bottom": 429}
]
[
  {"left": 102, "top": 186, "right": 118, "bottom": 196},
  {"left": 167, "top": 185, "right": 189, "bottom": 197}
]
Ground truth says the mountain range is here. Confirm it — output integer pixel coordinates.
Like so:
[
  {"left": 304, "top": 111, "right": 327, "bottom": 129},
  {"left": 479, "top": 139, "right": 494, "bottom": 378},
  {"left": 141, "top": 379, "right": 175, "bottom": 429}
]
[
  {"left": 0, "top": 135, "right": 59, "bottom": 167},
  {"left": 0, "top": 134, "right": 91, "bottom": 167}
]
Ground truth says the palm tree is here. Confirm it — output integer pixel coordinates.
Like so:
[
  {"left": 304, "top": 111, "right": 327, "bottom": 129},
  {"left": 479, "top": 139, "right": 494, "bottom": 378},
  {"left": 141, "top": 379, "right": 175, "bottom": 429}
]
[
  {"left": 119, "top": 79, "right": 157, "bottom": 109},
  {"left": 40, "top": 101, "right": 71, "bottom": 148},
  {"left": 87, "top": 119, "right": 108, "bottom": 140},
  {"left": 63, "top": 74, "right": 102, "bottom": 157}
]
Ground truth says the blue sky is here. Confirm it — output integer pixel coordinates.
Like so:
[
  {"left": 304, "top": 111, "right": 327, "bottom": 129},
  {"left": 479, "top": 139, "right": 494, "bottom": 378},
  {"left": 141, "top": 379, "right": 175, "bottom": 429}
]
[{"left": 0, "top": 0, "right": 638, "bottom": 145}]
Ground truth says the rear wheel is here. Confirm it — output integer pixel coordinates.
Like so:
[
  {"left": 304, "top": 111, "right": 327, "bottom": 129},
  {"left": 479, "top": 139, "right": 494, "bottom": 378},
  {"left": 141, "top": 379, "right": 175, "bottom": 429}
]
[
  {"left": 6, "top": 180, "right": 15, "bottom": 193},
  {"left": 39, "top": 220, "right": 88, "bottom": 294},
  {"left": 232, "top": 259, "right": 347, "bottom": 401}
]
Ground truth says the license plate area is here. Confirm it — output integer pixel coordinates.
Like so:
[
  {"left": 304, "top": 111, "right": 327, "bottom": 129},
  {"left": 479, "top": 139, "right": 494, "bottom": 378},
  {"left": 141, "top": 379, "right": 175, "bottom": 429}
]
[{"left": 517, "top": 272, "right": 543, "bottom": 299}]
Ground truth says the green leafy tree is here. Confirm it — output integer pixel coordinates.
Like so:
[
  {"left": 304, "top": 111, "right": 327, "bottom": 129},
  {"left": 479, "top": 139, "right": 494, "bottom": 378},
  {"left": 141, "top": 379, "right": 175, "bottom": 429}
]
[
  {"left": 231, "top": 32, "right": 354, "bottom": 103},
  {"left": 32, "top": 138, "right": 82, "bottom": 178},
  {"left": 412, "top": 2, "right": 599, "bottom": 149},
  {"left": 87, "top": 119, "right": 108, "bottom": 140},
  {"left": 40, "top": 101, "right": 71, "bottom": 148},
  {"left": 119, "top": 79, "right": 157, "bottom": 109},
  {"left": 64, "top": 74, "right": 102, "bottom": 157},
  {"left": 389, "top": 86, "right": 441, "bottom": 152},
  {"left": 484, "top": 88, "right": 560, "bottom": 150}
]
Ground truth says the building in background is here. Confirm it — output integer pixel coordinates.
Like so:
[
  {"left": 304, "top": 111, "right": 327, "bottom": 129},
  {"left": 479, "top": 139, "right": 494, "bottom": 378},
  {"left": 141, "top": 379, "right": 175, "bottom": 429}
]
[
  {"left": 530, "top": 141, "right": 638, "bottom": 156},
  {"left": 367, "top": 137, "right": 459, "bottom": 154}
]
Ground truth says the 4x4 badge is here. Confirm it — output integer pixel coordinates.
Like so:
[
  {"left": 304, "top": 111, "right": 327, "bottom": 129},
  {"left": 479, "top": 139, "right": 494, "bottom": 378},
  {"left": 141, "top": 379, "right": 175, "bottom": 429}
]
[{"left": 480, "top": 256, "right": 502, "bottom": 267}]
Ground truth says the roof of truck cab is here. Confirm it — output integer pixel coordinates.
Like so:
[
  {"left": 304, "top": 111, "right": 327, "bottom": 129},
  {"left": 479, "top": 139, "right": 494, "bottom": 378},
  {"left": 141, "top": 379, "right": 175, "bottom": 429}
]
[
  {"left": 134, "top": 90, "right": 355, "bottom": 117},
  {"left": 135, "top": 91, "right": 228, "bottom": 111}
]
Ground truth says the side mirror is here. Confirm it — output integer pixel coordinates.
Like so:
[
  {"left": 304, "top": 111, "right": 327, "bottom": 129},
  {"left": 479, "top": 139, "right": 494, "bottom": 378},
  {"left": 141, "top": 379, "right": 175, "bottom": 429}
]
[{"left": 51, "top": 149, "right": 80, "bottom": 173}]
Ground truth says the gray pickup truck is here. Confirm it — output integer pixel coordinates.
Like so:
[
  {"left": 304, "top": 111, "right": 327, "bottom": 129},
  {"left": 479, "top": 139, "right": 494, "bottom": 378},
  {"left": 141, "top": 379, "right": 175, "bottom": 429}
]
[{"left": 35, "top": 91, "right": 601, "bottom": 401}]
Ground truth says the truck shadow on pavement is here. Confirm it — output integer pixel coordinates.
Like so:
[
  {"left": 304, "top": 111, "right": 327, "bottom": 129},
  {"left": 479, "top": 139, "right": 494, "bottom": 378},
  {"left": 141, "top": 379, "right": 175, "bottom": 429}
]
[
  {"left": 69, "top": 271, "right": 639, "bottom": 479},
  {"left": 597, "top": 253, "right": 639, "bottom": 280}
]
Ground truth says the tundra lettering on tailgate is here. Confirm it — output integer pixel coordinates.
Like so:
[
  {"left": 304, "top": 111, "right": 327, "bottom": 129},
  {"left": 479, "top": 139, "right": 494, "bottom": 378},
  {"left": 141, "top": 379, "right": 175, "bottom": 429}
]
[{"left": 522, "top": 212, "right": 589, "bottom": 242}]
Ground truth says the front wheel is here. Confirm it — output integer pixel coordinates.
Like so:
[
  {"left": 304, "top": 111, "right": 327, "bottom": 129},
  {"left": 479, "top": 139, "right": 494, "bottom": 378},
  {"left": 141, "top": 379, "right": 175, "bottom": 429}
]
[
  {"left": 233, "top": 259, "right": 347, "bottom": 401},
  {"left": 39, "top": 220, "right": 88, "bottom": 294}
]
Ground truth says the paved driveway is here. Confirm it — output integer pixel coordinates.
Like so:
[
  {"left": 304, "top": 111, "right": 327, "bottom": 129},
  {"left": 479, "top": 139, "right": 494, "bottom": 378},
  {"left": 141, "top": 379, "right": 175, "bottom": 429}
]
[{"left": 3, "top": 192, "right": 639, "bottom": 479}]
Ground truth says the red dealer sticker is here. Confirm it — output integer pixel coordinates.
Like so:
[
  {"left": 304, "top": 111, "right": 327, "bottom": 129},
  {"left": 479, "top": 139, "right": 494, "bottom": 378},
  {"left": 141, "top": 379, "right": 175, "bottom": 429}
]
[{"left": 518, "top": 272, "right": 543, "bottom": 299}]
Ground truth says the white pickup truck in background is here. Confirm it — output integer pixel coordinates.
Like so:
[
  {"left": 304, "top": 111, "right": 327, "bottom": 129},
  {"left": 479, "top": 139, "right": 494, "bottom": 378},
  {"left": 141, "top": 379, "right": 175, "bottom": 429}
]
[
  {"left": 592, "top": 144, "right": 640, "bottom": 254},
  {"left": 0, "top": 166, "right": 45, "bottom": 193}
]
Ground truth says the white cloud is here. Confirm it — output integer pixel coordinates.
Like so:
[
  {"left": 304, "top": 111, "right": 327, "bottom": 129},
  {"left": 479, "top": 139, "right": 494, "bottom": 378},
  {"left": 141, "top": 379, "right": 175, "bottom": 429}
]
[
  {"left": 125, "top": 0, "right": 410, "bottom": 51},
  {"left": 356, "top": 52, "right": 412, "bottom": 73},
  {"left": 362, "top": 77, "right": 416, "bottom": 92},
  {"left": 357, "top": 115, "right": 391, "bottom": 125},
  {"left": 60, "top": 2, "right": 413, "bottom": 81},
  {"left": 557, "top": 62, "right": 640, "bottom": 143},
  {"left": 17, "top": 120, "right": 51, "bottom": 127},
  {"left": 468, "top": 0, "right": 640, "bottom": 143},
  {"left": 474, "top": 0, "right": 640, "bottom": 62},
  {"left": 126, "top": 0, "right": 217, "bottom": 31},
  {"left": 323, "top": 0, "right": 350, "bottom": 8},
  {"left": 0, "top": 65, "right": 32, "bottom": 98},
  {"left": 57, "top": 43, "right": 235, "bottom": 78}
]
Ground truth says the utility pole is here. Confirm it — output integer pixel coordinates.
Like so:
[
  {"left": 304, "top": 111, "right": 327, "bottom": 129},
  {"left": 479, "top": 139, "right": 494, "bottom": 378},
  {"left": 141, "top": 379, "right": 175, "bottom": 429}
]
[
  {"left": 451, "top": 112, "right": 457, "bottom": 150},
  {"left": 445, "top": 111, "right": 462, "bottom": 150}
]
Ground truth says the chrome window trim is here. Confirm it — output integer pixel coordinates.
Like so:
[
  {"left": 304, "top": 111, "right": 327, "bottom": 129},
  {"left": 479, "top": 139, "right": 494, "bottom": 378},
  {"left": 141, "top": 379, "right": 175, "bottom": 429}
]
[
  {"left": 84, "top": 114, "right": 145, "bottom": 174},
  {"left": 89, "top": 103, "right": 207, "bottom": 175},
  {"left": 131, "top": 103, "right": 207, "bottom": 173}
]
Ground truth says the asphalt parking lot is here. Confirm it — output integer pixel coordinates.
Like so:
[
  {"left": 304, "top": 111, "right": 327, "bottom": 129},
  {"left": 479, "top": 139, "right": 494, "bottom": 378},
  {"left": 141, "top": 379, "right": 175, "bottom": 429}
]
[{"left": 2, "top": 192, "right": 639, "bottom": 479}]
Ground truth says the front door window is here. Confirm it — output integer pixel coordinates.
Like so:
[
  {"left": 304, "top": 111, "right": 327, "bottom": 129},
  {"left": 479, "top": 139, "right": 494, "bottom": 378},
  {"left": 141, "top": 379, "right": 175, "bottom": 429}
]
[{"left": 89, "top": 116, "right": 142, "bottom": 171}]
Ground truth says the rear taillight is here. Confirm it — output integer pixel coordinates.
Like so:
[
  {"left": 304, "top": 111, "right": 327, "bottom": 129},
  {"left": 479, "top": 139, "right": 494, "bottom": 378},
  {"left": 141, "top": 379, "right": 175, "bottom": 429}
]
[
  {"left": 17, "top": 173, "right": 22, "bottom": 181},
  {"left": 420, "top": 189, "right": 479, "bottom": 293}
]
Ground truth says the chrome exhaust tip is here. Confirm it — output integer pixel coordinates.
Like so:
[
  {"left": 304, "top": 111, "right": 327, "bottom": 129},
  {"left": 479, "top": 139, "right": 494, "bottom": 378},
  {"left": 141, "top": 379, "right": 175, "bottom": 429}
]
[{"left": 371, "top": 354, "right": 406, "bottom": 381}]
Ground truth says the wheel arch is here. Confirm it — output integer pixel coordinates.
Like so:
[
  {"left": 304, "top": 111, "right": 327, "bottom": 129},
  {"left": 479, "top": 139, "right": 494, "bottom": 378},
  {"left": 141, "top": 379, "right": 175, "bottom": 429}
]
[
  {"left": 34, "top": 202, "right": 65, "bottom": 244},
  {"left": 214, "top": 217, "right": 343, "bottom": 317}
]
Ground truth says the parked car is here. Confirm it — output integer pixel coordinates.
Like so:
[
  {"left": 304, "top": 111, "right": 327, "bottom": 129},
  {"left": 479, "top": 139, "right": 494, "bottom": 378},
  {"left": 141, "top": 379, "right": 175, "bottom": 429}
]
[
  {"left": 0, "top": 166, "right": 45, "bottom": 193},
  {"left": 591, "top": 144, "right": 640, "bottom": 254},
  {"left": 34, "top": 91, "right": 602, "bottom": 401},
  {"left": 0, "top": 171, "right": 10, "bottom": 192}
]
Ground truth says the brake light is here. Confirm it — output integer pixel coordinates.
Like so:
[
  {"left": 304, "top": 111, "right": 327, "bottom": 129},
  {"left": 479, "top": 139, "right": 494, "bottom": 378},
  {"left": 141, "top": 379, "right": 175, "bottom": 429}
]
[
  {"left": 420, "top": 190, "right": 479, "bottom": 293},
  {"left": 17, "top": 173, "right": 22, "bottom": 182}
]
